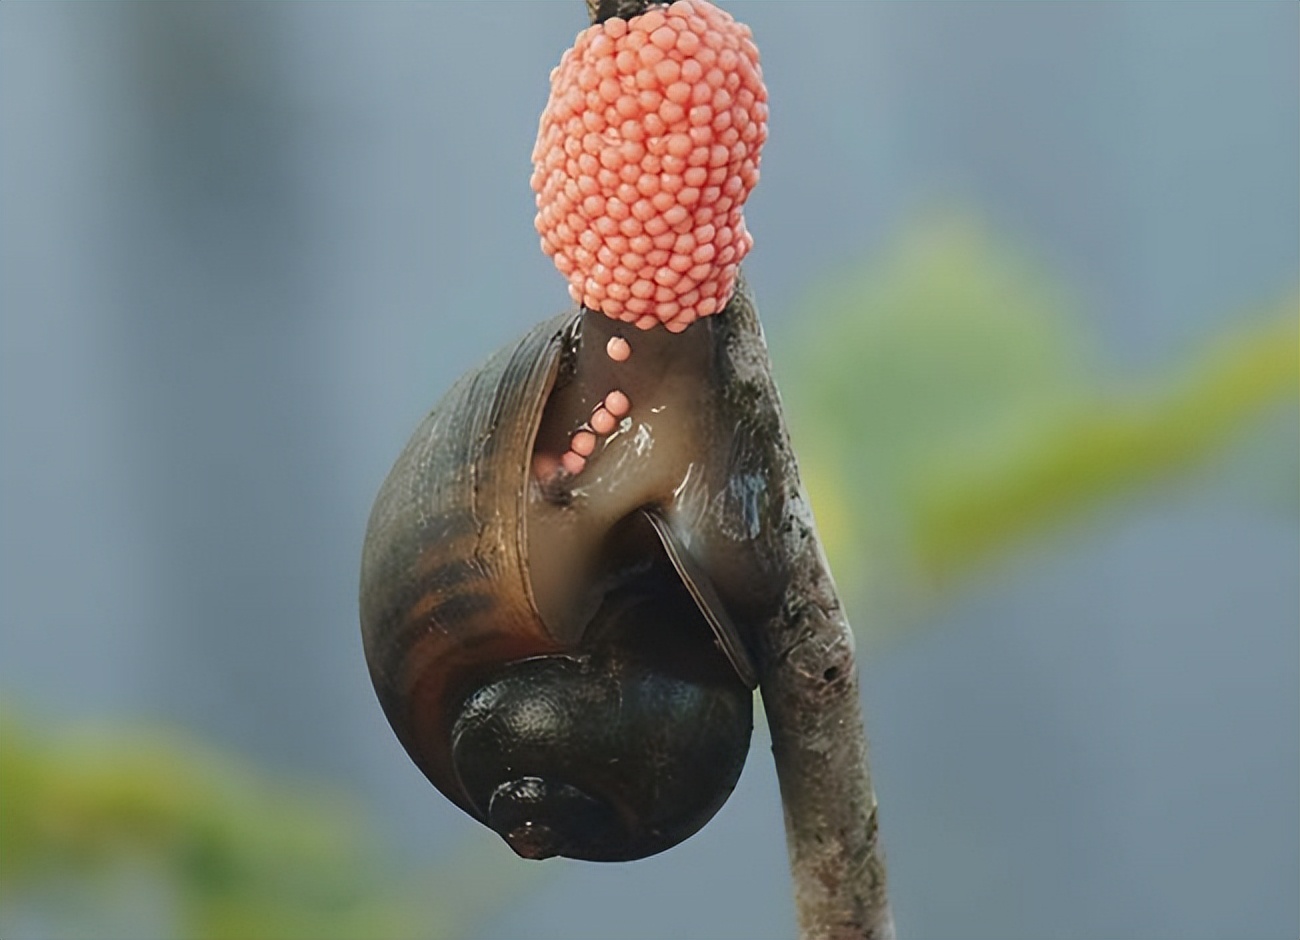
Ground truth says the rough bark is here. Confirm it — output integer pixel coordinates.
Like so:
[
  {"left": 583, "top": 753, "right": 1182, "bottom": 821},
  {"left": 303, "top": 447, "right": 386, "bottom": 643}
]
[{"left": 718, "top": 285, "right": 895, "bottom": 940}]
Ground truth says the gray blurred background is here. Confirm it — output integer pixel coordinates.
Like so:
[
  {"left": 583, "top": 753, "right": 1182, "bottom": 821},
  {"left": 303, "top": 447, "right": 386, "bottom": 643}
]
[{"left": 1, "top": 3, "right": 1296, "bottom": 939}]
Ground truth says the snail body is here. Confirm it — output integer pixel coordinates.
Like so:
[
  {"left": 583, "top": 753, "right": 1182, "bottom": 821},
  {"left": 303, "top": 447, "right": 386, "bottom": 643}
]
[{"left": 360, "top": 287, "right": 788, "bottom": 861}]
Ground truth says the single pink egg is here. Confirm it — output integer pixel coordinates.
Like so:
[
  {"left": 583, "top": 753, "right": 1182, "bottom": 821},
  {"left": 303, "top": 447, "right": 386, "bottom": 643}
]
[
  {"left": 604, "top": 389, "right": 631, "bottom": 417},
  {"left": 606, "top": 335, "right": 632, "bottom": 362},
  {"left": 590, "top": 407, "right": 618, "bottom": 435}
]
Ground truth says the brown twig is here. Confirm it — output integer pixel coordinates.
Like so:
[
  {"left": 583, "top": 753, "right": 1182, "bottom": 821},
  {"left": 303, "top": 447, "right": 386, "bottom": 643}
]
[
  {"left": 575, "top": 4, "right": 895, "bottom": 937},
  {"left": 718, "top": 284, "right": 895, "bottom": 940}
]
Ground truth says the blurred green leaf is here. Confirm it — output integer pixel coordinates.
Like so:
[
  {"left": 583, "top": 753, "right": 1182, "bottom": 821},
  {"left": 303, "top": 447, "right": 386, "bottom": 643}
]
[
  {"left": 912, "top": 302, "right": 1298, "bottom": 580},
  {"left": 777, "top": 213, "right": 1298, "bottom": 642},
  {"left": 0, "top": 708, "right": 537, "bottom": 940}
]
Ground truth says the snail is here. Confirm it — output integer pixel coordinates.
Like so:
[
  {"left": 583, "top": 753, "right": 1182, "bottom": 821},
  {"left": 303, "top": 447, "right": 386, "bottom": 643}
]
[
  {"left": 361, "top": 0, "right": 778, "bottom": 862},
  {"left": 360, "top": 287, "right": 788, "bottom": 861}
]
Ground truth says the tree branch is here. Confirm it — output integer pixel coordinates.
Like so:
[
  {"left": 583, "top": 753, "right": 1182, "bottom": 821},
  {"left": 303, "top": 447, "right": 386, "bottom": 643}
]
[{"left": 717, "top": 284, "right": 895, "bottom": 940}]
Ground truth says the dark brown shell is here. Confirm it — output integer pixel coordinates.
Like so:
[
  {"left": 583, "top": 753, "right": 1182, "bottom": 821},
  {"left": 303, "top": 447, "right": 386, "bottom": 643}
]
[{"left": 360, "top": 281, "right": 791, "bottom": 859}]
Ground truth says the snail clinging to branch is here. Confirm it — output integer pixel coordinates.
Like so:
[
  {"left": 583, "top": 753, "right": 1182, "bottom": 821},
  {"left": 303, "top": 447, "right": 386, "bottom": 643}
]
[{"left": 360, "top": 0, "right": 780, "bottom": 862}]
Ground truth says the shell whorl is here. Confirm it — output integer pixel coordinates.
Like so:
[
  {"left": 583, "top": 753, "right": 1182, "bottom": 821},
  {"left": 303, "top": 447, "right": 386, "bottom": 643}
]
[{"left": 360, "top": 313, "right": 573, "bottom": 814}]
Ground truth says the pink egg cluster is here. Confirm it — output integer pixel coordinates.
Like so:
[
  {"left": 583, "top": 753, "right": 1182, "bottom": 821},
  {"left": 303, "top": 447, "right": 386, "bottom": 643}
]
[{"left": 531, "top": 0, "right": 768, "bottom": 332}]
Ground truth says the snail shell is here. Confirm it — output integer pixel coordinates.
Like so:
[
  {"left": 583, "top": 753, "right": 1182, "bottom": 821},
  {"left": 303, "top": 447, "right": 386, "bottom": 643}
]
[{"left": 360, "top": 282, "right": 788, "bottom": 861}]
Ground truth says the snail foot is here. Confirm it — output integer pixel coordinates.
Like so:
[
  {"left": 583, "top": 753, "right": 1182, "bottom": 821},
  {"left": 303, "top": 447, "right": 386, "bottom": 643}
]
[{"left": 532, "top": 452, "right": 577, "bottom": 506}]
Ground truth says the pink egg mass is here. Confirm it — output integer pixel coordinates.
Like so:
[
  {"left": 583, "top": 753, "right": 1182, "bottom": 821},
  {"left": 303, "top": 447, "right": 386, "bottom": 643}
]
[{"left": 531, "top": 0, "right": 768, "bottom": 332}]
